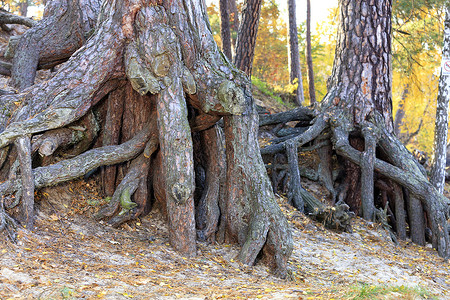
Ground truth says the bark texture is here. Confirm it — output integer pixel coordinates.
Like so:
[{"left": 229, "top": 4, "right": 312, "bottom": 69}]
[
  {"left": 324, "top": 0, "right": 393, "bottom": 131},
  {"left": 234, "top": 0, "right": 262, "bottom": 76}
]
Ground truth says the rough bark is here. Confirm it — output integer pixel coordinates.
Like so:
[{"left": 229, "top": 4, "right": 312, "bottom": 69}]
[
  {"left": 287, "top": 0, "right": 304, "bottom": 106},
  {"left": 306, "top": 0, "right": 316, "bottom": 104},
  {"left": 393, "top": 184, "right": 406, "bottom": 240},
  {"left": 430, "top": 7, "right": 450, "bottom": 194},
  {"left": 407, "top": 193, "right": 426, "bottom": 246},
  {"left": 101, "top": 87, "right": 126, "bottom": 197},
  {"left": 224, "top": 103, "right": 293, "bottom": 277},
  {"left": 323, "top": 0, "right": 393, "bottom": 131},
  {"left": 195, "top": 125, "right": 225, "bottom": 243},
  {"left": 234, "top": 0, "right": 262, "bottom": 76},
  {"left": 361, "top": 124, "right": 377, "bottom": 221}
]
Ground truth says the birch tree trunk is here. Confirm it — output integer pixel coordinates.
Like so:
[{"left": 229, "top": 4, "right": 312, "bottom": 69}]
[{"left": 430, "top": 7, "right": 450, "bottom": 194}]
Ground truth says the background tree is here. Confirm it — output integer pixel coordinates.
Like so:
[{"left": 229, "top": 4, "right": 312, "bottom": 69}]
[
  {"left": 252, "top": 2, "right": 289, "bottom": 87},
  {"left": 305, "top": 0, "right": 315, "bottom": 104},
  {"left": 0, "top": 0, "right": 292, "bottom": 277},
  {"left": 234, "top": 0, "right": 262, "bottom": 75},
  {"left": 219, "top": 0, "right": 232, "bottom": 60},
  {"left": 430, "top": 6, "right": 450, "bottom": 194},
  {"left": 287, "top": 0, "right": 304, "bottom": 106},
  {"left": 391, "top": 0, "right": 446, "bottom": 153}
]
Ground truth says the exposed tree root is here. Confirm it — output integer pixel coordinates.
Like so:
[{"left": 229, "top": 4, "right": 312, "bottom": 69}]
[
  {"left": 259, "top": 105, "right": 449, "bottom": 258},
  {"left": 0, "top": 122, "right": 153, "bottom": 196},
  {"left": 9, "top": 0, "right": 101, "bottom": 90},
  {"left": 15, "top": 136, "right": 34, "bottom": 228}
]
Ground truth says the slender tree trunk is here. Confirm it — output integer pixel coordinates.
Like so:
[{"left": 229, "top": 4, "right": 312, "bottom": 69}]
[
  {"left": 306, "top": 0, "right": 316, "bottom": 104},
  {"left": 219, "top": 0, "right": 233, "bottom": 60},
  {"left": 287, "top": 0, "right": 304, "bottom": 106},
  {"left": 394, "top": 84, "right": 409, "bottom": 137},
  {"left": 228, "top": 0, "right": 239, "bottom": 52},
  {"left": 234, "top": 0, "right": 262, "bottom": 76},
  {"left": 430, "top": 7, "right": 450, "bottom": 194},
  {"left": 19, "top": 0, "right": 28, "bottom": 17}
]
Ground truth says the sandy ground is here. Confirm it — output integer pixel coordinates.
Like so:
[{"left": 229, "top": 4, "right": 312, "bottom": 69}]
[{"left": 0, "top": 179, "right": 448, "bottom": 300}]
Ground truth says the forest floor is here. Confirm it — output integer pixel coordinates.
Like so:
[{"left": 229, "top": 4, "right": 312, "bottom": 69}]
[{"left": 0, "top": 176, "right": 449, "bottom": 300}]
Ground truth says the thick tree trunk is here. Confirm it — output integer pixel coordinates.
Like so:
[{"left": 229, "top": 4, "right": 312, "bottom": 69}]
[
  {"left": 306, "top": 0, "right": 316, "bottom": 104},
  {"left": 234, "top": 0, "right": 262, "bottom": 76},
  {"left": 287, "top": 0, "right": 304, "bottom": 106},
  {"left": 0, "top": 0, "right": 293, "bottom": 276},
  {"left": 430, "top": 7, "right": 450, "bottom": 194},
  {"left": 318, "top": 0, "right": 447, "bottom": 255}
]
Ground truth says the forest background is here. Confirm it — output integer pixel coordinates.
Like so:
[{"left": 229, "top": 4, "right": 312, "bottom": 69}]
[{"left": 1, "top": 0, "right": 446, "bottom": 155}]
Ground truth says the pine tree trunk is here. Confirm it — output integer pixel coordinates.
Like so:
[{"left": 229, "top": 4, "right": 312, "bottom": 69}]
[
  {"left": 306, "top": 0, "right": 316, "bottom": 104},
  {"left": 228, "top": 0, "right": 239, "bottom": 51},
  {"left": 19, "top": 0, "right": 28, "bottom": 17},
  {"left": 234, "top": 0, "right": 262, "bottom": 76},
  {"left": 287, "top": 0, "right": 304, "bottom": 106},
  {"left": 219, "top": 0, "right": 233, "bottom": 60},
  {"left": 393, "top": 84, "right": 409, "bottom": 138}
]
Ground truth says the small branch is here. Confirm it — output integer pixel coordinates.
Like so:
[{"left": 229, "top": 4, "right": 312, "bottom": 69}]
[
  {"left": 276, "top": 127, "right": 308, "bottom": 137},
  {"left": 260, "top": 114, "right": 327, "bottom": 155},
  {"left": 0, "top": 11, "right": 36, "bottom": 27}
]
